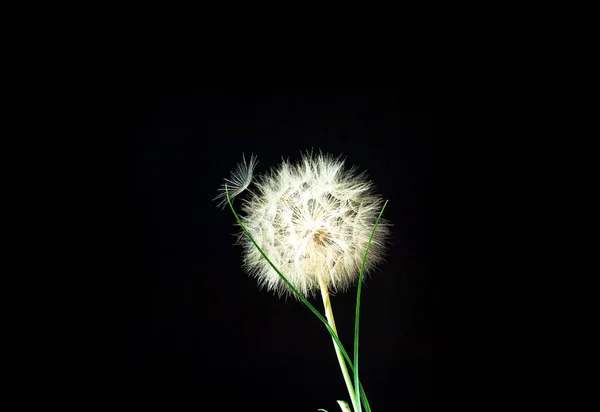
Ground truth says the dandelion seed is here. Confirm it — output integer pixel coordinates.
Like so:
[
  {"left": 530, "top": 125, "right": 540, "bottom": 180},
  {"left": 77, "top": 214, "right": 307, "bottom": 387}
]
[{"left": 213, "top": 153, "right": 258, "bottom": 209}]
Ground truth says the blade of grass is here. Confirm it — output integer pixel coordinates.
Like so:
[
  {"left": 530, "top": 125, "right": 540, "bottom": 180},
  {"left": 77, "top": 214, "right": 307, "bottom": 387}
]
[
  {"left": 225, "top": 185, "right": 372, "bottom": 411},
  {"left": 354, "top": 200, "right": 388, "bottom": 412}
]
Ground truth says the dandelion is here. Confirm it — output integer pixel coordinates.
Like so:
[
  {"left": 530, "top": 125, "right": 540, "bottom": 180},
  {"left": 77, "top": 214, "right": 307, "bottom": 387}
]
[
  {"left": 233, "top": 151, "right": 389, "bottom": 298},
  {"left": 216, "top": 150, "right": 390, "bottom": 412}
]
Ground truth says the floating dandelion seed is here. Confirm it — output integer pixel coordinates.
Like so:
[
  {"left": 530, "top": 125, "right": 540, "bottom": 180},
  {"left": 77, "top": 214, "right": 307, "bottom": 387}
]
[
  {"left": 218, "top": 150, "right": 390, "bottom": 298},
  {"left": 213, "top": 153, "right": 258, "bottom": 209}
]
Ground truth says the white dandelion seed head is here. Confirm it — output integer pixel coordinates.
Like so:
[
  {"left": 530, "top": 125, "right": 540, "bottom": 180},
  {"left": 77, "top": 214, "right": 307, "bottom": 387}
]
[
  {"left": 218, "top": 150, "right": 391, "bottom": 299},
  {"left": 213, "top": 153, "right": 258, "bottom": 209}
]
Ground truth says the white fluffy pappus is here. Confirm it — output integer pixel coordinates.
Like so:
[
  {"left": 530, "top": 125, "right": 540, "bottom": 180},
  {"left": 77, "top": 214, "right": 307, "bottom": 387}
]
[
  {"left": 214, "top": 153, "right": 258, "bottom": 209},
  {"left": 218, "top": 151, "right": 390, "bottom": 298}
]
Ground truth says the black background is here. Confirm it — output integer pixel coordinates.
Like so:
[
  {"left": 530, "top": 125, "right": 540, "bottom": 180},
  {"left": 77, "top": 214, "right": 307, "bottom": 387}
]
[{"left": 103, "top": 86, "right": 464, "bottom": 411}]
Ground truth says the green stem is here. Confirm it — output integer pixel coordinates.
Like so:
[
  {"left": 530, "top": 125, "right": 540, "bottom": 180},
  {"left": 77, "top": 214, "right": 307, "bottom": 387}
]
[{"left": 319, "top": 275, "right": 358, "bottom": 412}]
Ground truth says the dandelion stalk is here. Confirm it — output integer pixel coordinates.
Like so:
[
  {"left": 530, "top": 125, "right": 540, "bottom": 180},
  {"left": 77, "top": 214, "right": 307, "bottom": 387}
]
[{"left": 318, "top": 274, "right": 358, "bottom": 412}]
